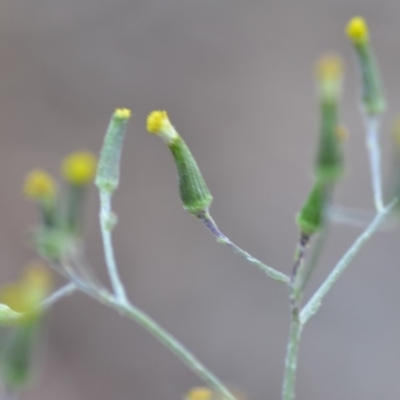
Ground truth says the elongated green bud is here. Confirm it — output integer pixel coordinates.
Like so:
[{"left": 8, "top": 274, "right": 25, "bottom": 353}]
[
  {"left": 346, "top": 16, "right": 386, "bottom": 116},
  {"left": 296, "top": 181, "right": 329, "bottom": 237},
  {"left": 0, "top": 264, "right": 52, "bottom": 390},
  {"left": 147, "top": 111, "right": 213, "bottom": 216},
  {"left": 96, "top": 108, "right": 132, "bottom": 193},
  {"left": 1, "top": 322, "right": 39, "bottom": 390},
  {"left": 315, "top": 54, "right": 344, "bottom": 182}
]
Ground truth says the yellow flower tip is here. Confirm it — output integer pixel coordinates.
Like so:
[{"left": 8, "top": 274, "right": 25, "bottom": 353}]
[
  {"left": 23, "top": 169, "right": 56, "bottom": 200},
  {"left": 336, "top": 125, "right": 349, "bottom": 143},
  {"left": 62, "top": 151, "right": 97, "bottom": 185},
  {"left": 114, "top": 108, "right": 131, "bottom": 120},
  {"left": 0, "top": 262, "right": 52, "bottom": 315},
  {"left": 185, "top": 387, "right": 214, "bottom": 400},
  {"left": 146, "top": 110, "right": 169, "bottom": 133},
  {"left": 146, "top": 110, "right": 179, "bottom": 143},
  {"left": 346, "top": 16, "right": 369, "bottom": 43},
  {"left": 316, "top": 54, "right": 344, "bottom": 83}
]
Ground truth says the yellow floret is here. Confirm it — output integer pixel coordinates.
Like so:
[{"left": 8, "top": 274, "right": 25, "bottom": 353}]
[
  {"left": 316, "top": 54, "right": 343, "bottom": 83},
  {"left": 0, "top": 262, "right": 52, "bottom": 316},
  {"left": 114, "top": 108, "right": 131, "bottom": 120},
  {"left": 23, "top": 169, "right": 56, "bottom": 200},
  {"left": 346, "top": 16, "right": 369, "bottom": 44},
  {"left": 62, "top": 151, "right": 97, "bottom": 185},
  {"left": 146, "top": 110, "right": 179, "bottom": 144},
  {"left": 146, "top": 110, "right": 169, "bottom": 133},
  {"left": 185, "top": 387, "right": 214, "bottom": 400}
]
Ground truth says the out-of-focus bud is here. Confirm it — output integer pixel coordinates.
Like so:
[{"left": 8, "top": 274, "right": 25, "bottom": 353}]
[
  {"left": 96, "top": 108, "right": 132, "bottom": 194},
  {"left": 315, "top": 55, "right": 344, "bottom": 183},
  {"left": 345, "top": 16, "right": 386, "bottom": 116},
  {"left": 184, "top": 386, "right": 246, "bottom": 400},
  {"left": 315, "top": 54, "right": 343, "bottom": 102},
  {"left": 296, "top": 181, "right": 330, "bottom": 237},
  {"left": 0, "top": 263, "right": 52, "bottom": 323},
  {"left": 61, "top": 151, "right": 97, "bottom": 232},
  {"left": 147, "top": 111, "right": 213, "bottom": 216},
  {"left": 0, "top": 263, "right": 52, "bottom": 391},
  {"left": 23, "top": 170, "right": 57, "bottom": 228},
  {"left": 61, "top": 151, "right": 97, "bottom": 186}
]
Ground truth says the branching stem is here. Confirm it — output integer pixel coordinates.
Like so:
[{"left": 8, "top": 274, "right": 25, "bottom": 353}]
[{"left": 200, "top": 212, "right": 289, "bottom": 284}]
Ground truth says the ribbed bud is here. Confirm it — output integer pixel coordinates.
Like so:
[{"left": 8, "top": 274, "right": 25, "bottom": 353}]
[
  {"left": 296, "top": 181, "right": 329, "bottom": 237},
  {"left": 96, "top": 108, "right": 131, "bottom": 193},
  {"left": 315, "top": 55, "right": 344, "bottom": 182},
  {"left": 147, "top": 111, "right": 213, "bottom": 216},
  {"left": 346, "top": 16, "right": 386, "bottom": 115}
]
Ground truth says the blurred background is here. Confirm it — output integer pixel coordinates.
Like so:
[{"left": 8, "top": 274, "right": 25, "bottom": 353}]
[{"left": 1, "top": 1, "right": 400, "bottom": 399}]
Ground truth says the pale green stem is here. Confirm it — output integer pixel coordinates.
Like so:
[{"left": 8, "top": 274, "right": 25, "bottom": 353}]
[
  {"left": 300, "top": 198, "right": 397, "bottom": 324},
  {"left": 52, "top": 260, "right": 235, "bottom": 399},
  {"left": 281, "top": 311, "right": 303, "bottom": 400},
  {"left": 99, "top": 191, "right": 127, "bottom": 302},
  {"left": 200, "top": 212, "right": 289, "bottom": 284},
  {"left": 365, "top": 115, "right": 384, "bottom": 212},
  {"left": 40, "top": 283, "right": 77, "bottom": 310},
  {"left": 297, "top": 227, "right": 329, "bottom": 297},
  {"left": 71, "top": 285, "right": 235, "bottom": 400}
]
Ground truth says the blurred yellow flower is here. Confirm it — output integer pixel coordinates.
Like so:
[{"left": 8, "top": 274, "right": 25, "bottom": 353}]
[
  {"left": 185, "top": 387, "right": 214, "bottom": 400},
  {"left": 23, "top": 170, "right": 56, "bottom": 200},
  {"left": 0, "top": 262, "right": 52, "bottom": 320},
  {"left": 61, "top": 151, "right": 97, "bottom": 185},
  {"left": 346, "top": 16, "right": 369, "bottom": 44}
]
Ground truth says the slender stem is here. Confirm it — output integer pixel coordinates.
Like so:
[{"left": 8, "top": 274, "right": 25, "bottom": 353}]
[
  {"left": 99, "top": 191, "right": 127, "bottom": 302},
  {"left": 40, "top": 283, "right": 77, "bottom": 310},
  {"left": 76, "top": 287, "right": 236, "bottom": 400},
  {"left": 290, "top": 234, "right": 309, "bottom": 296},
  {"left": 329, "top": 206, "right": 375, "bottom": 229},
  {"left": 298, "top": 228, "right": 329, "bottom": 296},
  {"left": 53, "top": 258, "right": 235, "bottom": 399},
  {"left": 300, "top": 198, "right": 397, "bottom": 324},
  {"left": 365, "top": 115, "right": 384, "bottom": 212},
  {"left": 282, "top": 310, "right": 303, "bottom": 400},
  {"left": 199, "top": 212, "right": 289, "bottom": 284}
]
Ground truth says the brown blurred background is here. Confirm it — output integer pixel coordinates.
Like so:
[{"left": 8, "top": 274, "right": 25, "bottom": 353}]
[{"left": 1, "top": 1, "right": 400, "bottom": 399}]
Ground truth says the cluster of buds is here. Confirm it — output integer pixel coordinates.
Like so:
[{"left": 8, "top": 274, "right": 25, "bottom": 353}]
[
  {"left": 23, "top": 148, "right": 97, "bottom": 258},
  {"left": 297, "top": 15, "right": 385, "bottom": 238}
]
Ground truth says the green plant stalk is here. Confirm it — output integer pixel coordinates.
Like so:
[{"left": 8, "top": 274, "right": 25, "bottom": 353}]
[
  {"left": 40, "top": 283, "right": 76, "bottom": 310},
  {"left": 300, "top": 197, "right": 397, "bottom": 324},
  {"left": 53, "top": 274, "right": 236, "bottom": 400},
  {"left": 282, "top": 311, "right": 303, "bottom": 400},
  {"left": 200, "top": 211, "right": 289, "bottom": 284},
  {"left": 101, "top": 294, "right": 237, "bottom": 400},
  {"left": 99, "top": 190, "right": 127, "bottom": 302},
  {"left": 297, "top": 227, "right": 329, "bottom": 296},
  {"left": 364, "top": 115, "right": 384, "bottom": 211}
]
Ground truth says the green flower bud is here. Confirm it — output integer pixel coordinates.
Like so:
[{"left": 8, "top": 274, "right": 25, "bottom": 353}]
[
  {"left": 147, "top": 111, "right": 213, "bottom": 216},
  {"left": 315, "top": 55, "right": 344, "bottom": 182},
  {"left": 1, "top": 323, "right": 39, "bottom": 390},
  {"left": 96, "top": 108, "right": 132, "bottom": 193},
  {"left": 346, "top": 17, "right": 386, "bottom": 116},
  {"left": 296, "top": 181, "right": 329, "bottom": 237}
]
